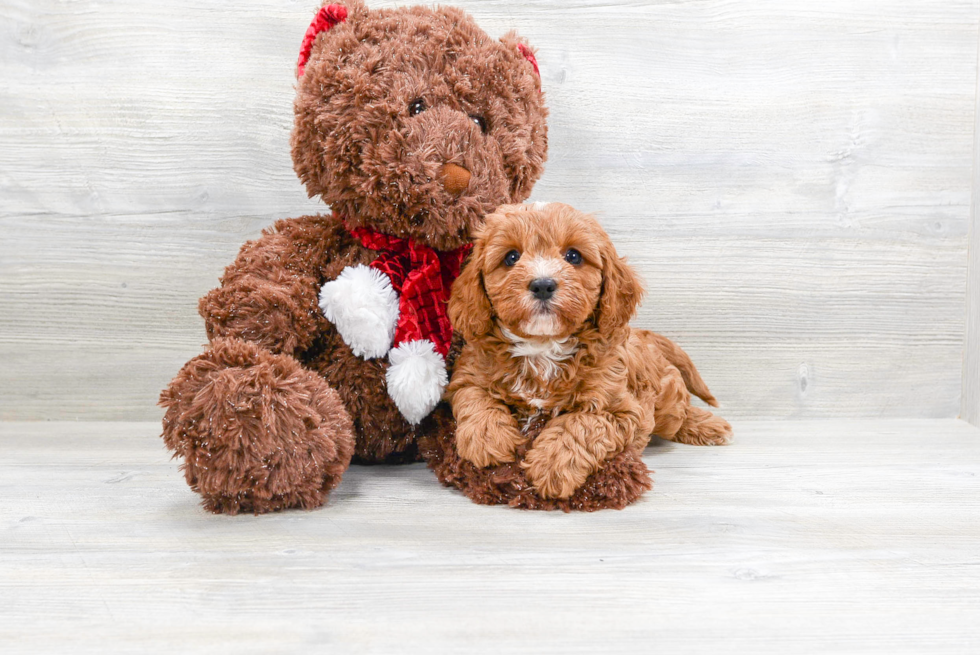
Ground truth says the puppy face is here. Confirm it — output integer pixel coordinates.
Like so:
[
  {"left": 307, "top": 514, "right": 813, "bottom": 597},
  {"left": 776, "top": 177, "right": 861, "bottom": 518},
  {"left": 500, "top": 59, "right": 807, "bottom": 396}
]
[{"left": 450, "top": 203, "right": 642, "bottom": 341}]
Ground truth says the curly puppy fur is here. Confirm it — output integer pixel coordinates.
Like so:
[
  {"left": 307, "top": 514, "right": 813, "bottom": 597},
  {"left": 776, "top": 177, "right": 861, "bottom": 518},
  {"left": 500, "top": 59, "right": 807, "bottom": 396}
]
[
  {"left": 419, "top": 410, "right": 652, "bottom": 512},
  {"left": 441, "top": 203, "right": 732, "bottom": 506},
  {"left": 160, "top": 0, "right": 548, "bottom": 513}
]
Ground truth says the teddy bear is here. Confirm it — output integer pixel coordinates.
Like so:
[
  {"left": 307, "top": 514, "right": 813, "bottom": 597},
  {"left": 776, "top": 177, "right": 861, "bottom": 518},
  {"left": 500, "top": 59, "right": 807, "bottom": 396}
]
[{"left": 159, "top": 0, "right": 548, "bottom": 513}]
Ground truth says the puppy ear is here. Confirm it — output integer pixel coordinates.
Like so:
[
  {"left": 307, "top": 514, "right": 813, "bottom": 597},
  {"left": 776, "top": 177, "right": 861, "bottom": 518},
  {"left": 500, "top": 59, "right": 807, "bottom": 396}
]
[
  {"left": 449, "top": 241, "right": 493, "bottom": 341},
  {"left": 596, "top": 236, "right": 644, "bottom": 332}
]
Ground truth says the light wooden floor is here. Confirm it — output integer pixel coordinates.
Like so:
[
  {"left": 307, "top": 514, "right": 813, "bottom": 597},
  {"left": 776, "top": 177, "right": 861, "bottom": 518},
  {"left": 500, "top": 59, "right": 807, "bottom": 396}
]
[{"left": 1, "top": 420, "right": 978, "bottom": 654}]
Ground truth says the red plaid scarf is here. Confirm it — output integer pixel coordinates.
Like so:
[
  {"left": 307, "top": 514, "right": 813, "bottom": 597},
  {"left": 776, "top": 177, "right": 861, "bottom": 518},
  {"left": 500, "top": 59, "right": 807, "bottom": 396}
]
[{"left": 342, "top": 215, "right": 472, "bottom": 357}]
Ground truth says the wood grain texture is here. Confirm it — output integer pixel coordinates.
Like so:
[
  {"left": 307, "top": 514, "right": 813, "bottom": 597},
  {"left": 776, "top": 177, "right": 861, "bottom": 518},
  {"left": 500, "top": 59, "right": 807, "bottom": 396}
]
[
  {"left": 1, "top": 419, "right": 979, "bottom": 654},
  {"left": 964, "top": 28, "right": 980, "bottom": 427},
  {"left": 1, "top": 0, "right": 977, "bottom": 419}
]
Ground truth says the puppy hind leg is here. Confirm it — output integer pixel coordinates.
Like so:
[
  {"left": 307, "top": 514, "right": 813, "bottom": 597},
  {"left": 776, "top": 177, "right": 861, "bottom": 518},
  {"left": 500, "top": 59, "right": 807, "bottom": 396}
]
[
  {"left": 641, "top": 331, "right": 718, "bottom": 407},
  {"left": 673, "top": 406, "right": 733, "bottom": 446},
  {"left": 650, "top": 370, "right": 688, "bottom": 441},
  {"left": 651, "top": 370, "right": 732, "bottom": 446}
]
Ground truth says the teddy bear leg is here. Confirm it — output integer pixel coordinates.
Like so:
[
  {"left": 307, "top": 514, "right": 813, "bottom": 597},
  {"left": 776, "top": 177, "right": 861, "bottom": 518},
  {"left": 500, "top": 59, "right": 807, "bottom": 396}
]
[{"left": 159, "top": 337, "right": 355, "bottom": 514}]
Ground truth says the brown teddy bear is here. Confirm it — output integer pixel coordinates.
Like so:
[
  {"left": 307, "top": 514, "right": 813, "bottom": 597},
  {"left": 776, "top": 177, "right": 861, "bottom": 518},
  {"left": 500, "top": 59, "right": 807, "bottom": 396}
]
[{"left": 159, "top": 0, "right": 548, "bottom": 513}]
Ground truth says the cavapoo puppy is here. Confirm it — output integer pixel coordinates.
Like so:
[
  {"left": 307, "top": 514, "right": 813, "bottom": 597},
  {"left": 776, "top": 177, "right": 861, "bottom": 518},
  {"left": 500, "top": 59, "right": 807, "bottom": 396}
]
[{"left": 447, "top": 202, "right": 732, "bottom": 500}]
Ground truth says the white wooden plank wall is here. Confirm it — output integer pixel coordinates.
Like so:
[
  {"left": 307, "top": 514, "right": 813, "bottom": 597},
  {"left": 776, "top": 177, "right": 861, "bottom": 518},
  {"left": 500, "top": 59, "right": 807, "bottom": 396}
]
[
  {"left": 964, "top": 27, "right": 980, "bottom": 427},
  {"left": 1, "top": 0, "right": 977, "bottom": 420}
]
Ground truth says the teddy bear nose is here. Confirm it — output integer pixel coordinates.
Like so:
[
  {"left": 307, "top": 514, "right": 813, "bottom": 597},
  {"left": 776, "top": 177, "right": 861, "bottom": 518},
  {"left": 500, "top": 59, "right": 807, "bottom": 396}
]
[
  {"left": 529, "top": 277, "right": 557, "bottom": 301},
  {"left": 439, "top": 163, "right": 471, "bottom": 195}
]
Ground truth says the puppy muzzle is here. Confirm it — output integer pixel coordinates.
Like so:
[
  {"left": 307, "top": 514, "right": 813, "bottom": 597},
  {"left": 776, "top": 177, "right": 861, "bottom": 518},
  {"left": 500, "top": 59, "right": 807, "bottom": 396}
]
[{"left": 529, "top": 277, "right": 557, "bottom": 301}]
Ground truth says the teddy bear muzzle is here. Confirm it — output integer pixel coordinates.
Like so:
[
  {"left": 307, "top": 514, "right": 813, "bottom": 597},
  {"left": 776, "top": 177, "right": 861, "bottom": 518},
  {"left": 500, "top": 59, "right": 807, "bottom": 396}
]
[{"left": 439, "top": 163, "right": 471, "bottom": 196}]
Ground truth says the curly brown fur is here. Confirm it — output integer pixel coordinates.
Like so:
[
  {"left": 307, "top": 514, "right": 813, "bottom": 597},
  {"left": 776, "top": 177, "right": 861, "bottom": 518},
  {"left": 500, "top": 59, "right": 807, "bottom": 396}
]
[
  {"left": 160, "top": 337, "right": 355, "bottom": 514},
  {"left": 419, "top": 410, "right": 651, "bottom": 512},
  {"left": 293, "top": 1, "right": 547, "bottom": 252},
  {"left": 196, "top": 213, "right": 424, "bottom": 462},
  {"left": 161, "top": 1, "right": 548, "bottom": 511},
  {"left": 442, "top": 203, "right": 732, "bottom": 506}
]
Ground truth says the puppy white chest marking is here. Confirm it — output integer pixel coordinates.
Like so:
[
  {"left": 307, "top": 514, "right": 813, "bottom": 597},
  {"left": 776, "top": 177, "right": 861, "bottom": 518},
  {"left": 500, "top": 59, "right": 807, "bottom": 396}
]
[{"left": 500, "top": 327, "right": 578, "bottom": 387}]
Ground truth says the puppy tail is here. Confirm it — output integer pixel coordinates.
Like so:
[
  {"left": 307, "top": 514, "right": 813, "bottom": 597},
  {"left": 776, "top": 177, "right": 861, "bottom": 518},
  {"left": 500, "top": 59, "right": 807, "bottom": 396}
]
[{"left": 647, "top": 332, "right": 719, "bottom": 407}]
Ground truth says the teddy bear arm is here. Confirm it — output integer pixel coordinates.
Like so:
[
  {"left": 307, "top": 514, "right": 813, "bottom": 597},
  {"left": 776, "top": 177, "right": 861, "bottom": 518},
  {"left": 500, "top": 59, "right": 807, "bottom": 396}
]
[
  {"left": 199, "top": 272, "right": 322, "bottom": 356},
  {"left": 199, "top": 217, "right": 343, "bottom": 356}
]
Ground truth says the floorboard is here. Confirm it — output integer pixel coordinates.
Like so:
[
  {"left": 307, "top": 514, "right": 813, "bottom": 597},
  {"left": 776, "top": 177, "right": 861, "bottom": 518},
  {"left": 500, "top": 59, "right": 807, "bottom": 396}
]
[{"left": 1, "top": 420, "right": 978, "bottom": 654}]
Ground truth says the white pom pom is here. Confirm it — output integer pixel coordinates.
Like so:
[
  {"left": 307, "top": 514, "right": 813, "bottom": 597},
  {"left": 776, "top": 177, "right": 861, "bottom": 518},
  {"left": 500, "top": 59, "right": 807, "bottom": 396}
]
[
  {"left": 319, "top": 264, "right": 399, "bottom": 359},
  {"left": 386, "top": 340, "right": 448, "bottom": 425}
]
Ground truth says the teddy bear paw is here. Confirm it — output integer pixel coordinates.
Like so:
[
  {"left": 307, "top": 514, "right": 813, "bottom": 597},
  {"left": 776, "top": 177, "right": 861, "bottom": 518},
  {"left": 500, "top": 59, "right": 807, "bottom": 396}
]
[{"left": 319, "top": 264, "right": 400, "bottom": 359}]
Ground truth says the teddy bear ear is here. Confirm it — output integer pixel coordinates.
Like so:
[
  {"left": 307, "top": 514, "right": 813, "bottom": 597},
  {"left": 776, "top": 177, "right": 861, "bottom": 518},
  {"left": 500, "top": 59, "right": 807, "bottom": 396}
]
[
  {"left": 296, "top": 2, "right": 366, "bottom": 78},
  {"left": 499, "top": 32, "right": 541, "bottom": 84}
]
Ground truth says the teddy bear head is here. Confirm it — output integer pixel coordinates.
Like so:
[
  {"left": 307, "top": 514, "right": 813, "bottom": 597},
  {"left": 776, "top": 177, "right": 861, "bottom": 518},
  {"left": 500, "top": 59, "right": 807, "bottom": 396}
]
[{"left": 291, "top": 0, "right": 548, "bottom": 251}]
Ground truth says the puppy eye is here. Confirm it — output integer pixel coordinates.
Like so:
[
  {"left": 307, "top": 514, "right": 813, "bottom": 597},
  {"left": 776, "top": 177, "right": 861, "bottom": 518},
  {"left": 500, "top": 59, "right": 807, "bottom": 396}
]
[
  {"left": 503, "top": 249, "right": 521, "bottom": 267},
  {"left": 470, "top": 115, "right": 488, "bottom": 133},
  {"left": 564, "top": 249, "right": 583, "bottom": 266},
  {"left": 408, "top": 99, "right": 426, "bottom": 116}
]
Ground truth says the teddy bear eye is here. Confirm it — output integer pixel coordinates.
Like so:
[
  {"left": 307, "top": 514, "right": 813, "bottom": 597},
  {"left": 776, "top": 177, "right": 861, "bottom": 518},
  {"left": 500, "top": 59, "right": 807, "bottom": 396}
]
[
  {"left": 408, "top": 99, "right": 426, "bottom": 116},
  {"left": 503, "top": 249, "right": 521, "bottom": 267},
  {"left": 470, "top": 115, "right": 488, "bottom": 133},
  {"left": 564, "top": 249, "right": 583, "bottom": 266}
]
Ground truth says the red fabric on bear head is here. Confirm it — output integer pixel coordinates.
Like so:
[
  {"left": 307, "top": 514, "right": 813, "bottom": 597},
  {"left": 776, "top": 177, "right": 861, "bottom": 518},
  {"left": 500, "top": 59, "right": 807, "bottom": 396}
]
[
  {"left": 296, "top": 4, "right": 348, "bottom": 78},
  {"left": 517, "top": 43, "right": 540, "bottom": 77}
]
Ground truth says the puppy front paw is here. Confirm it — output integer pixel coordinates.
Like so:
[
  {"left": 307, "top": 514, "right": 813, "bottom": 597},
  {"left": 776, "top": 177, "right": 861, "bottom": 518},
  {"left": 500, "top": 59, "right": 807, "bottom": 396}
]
[
  {"left": 522, "top": 417, "right": 610, "bottom": 499},
  {"left": 521, "top": 436, "right": 592, "bottom": 499},
  {"left": 456, "top": 411, "right": 526, "bottom": 468},
  {"left": 318, "top": 264, "right": 399, "bottom": 359}
]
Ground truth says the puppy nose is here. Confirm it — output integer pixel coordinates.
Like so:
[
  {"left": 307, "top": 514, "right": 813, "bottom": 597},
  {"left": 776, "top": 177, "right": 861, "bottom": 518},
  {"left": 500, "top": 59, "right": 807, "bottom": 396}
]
[
  {"left": 439, "top": 163, "right": 471, "bottom": 195},
  {"left": 529, "top": 277, "right": 557, "bottom": 301}
]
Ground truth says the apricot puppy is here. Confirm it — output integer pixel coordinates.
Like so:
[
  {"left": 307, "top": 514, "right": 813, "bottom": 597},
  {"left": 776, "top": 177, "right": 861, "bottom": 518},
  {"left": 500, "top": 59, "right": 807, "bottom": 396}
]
[{"left": 447, "top": 202, "right": 732, "bottom": 499}]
